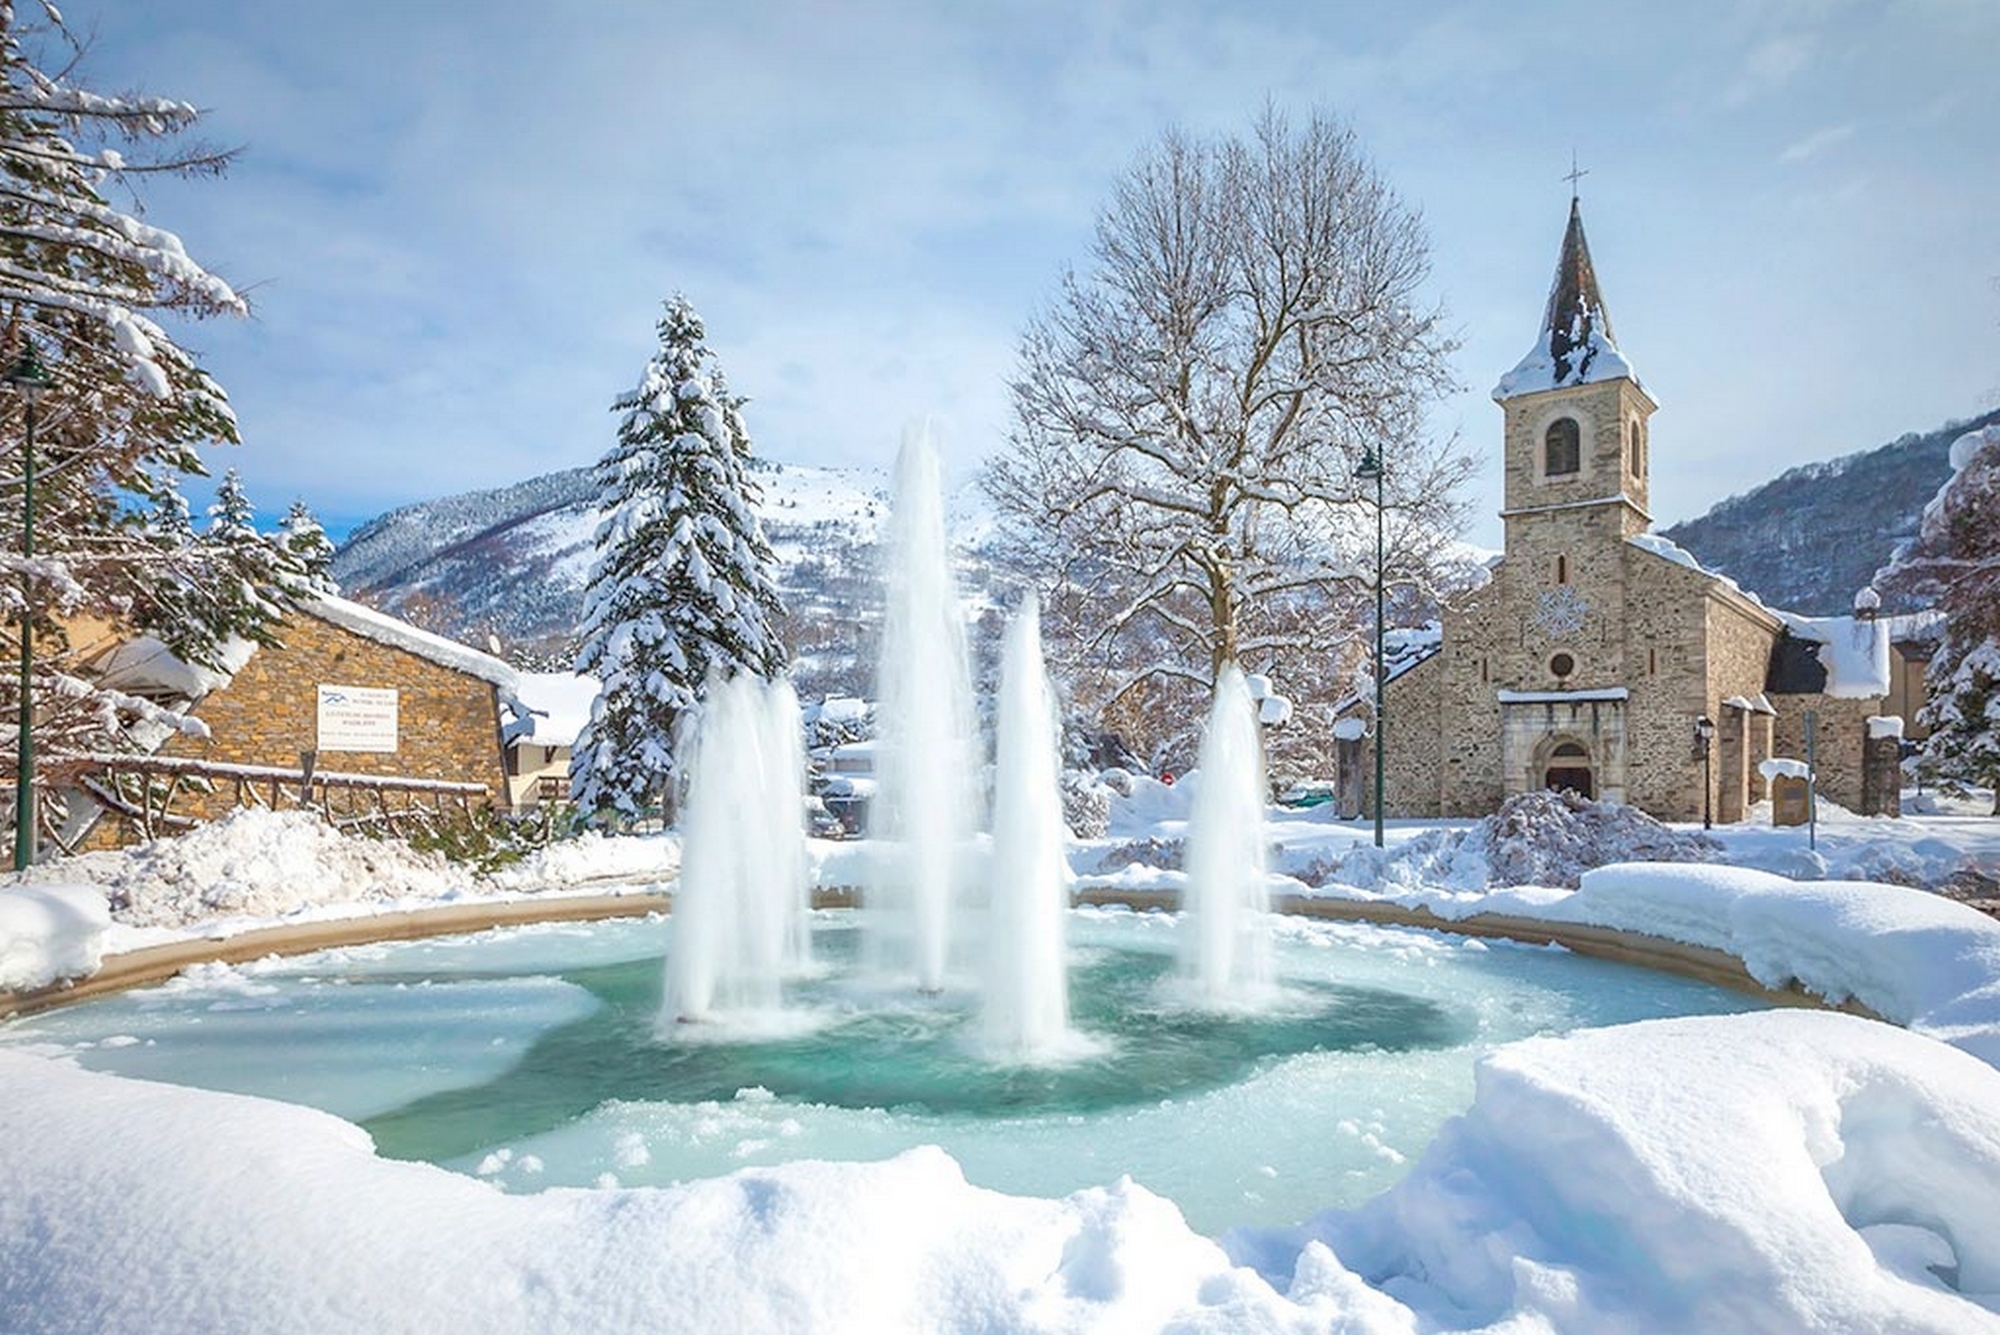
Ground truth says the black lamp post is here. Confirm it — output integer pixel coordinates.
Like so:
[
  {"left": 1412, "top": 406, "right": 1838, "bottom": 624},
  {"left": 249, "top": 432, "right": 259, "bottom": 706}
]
[
  {"left": 7, "top": 341, "right": 49, "bottom": 871},
  {"left": 1694, "top": 714, "right": 1716, "bottom": 830},
  {"left": 1355, "top": 446, "right": 1385, "bottom": 849}
]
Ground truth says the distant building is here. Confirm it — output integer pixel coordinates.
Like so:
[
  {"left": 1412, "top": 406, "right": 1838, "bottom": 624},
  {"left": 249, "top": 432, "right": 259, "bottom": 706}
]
[
  {"left": 1338, "top": 199, "right": 1937, "bottom": 823},
  {"left": 503, "top": 671, "right": 599, "bottom": 811}
]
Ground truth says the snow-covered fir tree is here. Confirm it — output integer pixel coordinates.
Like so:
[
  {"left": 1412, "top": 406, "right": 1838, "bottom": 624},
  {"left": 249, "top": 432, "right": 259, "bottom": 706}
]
[
  {"left": 570, "top": 295, "right": 786, "bottom": 823},
  {"left": 0, "top": 5, "right": 301, "bottom": 773},
  {"left": 1883, "top": 423, "right": 2000, "bottom": 810},
  {"left": 277, "top": 498, "right": 337, "bottom": 594}
]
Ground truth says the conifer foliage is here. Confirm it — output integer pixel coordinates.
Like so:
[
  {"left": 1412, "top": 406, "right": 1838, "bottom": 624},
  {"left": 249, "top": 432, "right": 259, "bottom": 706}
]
[
  {"left": 0, "top": 4, "right": 305, "bottom": 772},
  {"left": 1885, "top": 424, "right": 2000, "bottom": 809},
  {"left": 570, "top": 295, "right": 786, "bottom": 823}
]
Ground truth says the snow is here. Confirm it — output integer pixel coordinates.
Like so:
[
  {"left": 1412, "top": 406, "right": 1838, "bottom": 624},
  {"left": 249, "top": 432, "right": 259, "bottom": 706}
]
[
  {"left": 1870, "top": 715, "right": 1906, "bottom": 740},
  {"left": 1759, "top": 757, "right": 1812, "bottom": 781},
  {"left": 1949, "top": 423, "right": 2000, "bottom": 474},
  {"left": 1494, "top": 686, "right": 1628, "bottom": 704},
  {"left": 5, "top": 792, "right": 2000, "bottom": 1330},
  {"left": 1492, "top": 322, "right": 1638, "bottom": 400},
  {"left": 1332, "top": 718, "right": 1367, "bottom": 741},
  {"left": 90, "top": 632, "right": 258, "bottom": 701},
  {"left": 308, "top": 595, "right": 521, "bottom": 692},
  {"left": 0, "top": 885, "right": 108, "bottom": 991},
  {"left": 1781, "top": 610, "right": 1893, "bottom": 698}
]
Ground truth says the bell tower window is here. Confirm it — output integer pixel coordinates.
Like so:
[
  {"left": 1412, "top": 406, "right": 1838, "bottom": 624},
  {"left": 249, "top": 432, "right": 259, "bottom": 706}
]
[{"left": 1544, "top": 418, "right": 1580, "bottom": 477}]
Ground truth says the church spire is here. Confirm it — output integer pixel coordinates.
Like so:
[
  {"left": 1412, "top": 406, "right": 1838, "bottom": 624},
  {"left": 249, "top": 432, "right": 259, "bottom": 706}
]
[{"left": 1492, "top": 195, "right": 1640, "bottom": 401}]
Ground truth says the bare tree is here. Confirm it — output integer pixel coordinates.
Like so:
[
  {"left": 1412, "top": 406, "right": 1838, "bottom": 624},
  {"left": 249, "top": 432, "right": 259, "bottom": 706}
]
[{"left": 984, "top": 108, "right": 1474, "bottom": 763}]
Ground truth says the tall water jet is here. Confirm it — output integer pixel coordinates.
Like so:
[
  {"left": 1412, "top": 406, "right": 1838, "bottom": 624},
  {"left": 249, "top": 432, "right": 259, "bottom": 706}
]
[
  {"left": 1180, "top": 664, "right": 1275, "bottom": 1005},
  {"left": 870, "top": 426, "right": 977, "bottom": 992},
  {"left": 663, "top": 672, "right": 812, "bottom": 1025},
  {"left": 979, "top": 593, "right": 1072, "bottom": 1059}
]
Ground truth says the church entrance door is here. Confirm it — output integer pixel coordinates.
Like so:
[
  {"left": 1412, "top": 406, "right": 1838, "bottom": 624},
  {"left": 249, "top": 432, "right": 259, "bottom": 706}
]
[
  {"left": 1545, "top": 766, "right": 1593, "bottom": 798},
  {"left": 1543, "top": 741, "right": 1593, "bottom": 799}
]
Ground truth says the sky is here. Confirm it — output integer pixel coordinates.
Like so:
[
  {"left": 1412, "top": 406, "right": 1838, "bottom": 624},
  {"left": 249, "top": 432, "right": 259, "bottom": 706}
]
[{"left": 72, "top": 0, "right": 2000, "bottom": 549}]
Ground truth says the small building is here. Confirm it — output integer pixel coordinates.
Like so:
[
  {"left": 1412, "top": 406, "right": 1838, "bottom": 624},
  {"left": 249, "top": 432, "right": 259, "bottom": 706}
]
[
  {"left": 76, "top": 595, "right": 525, "bottom": 846},
  {"left": 1337, "top": 198, "right": 1935, "bottom": 824}
]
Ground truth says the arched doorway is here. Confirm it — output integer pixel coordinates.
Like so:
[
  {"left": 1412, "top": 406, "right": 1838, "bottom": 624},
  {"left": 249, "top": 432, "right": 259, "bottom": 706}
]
[{"left": 1544, "top": 740, "right": 1593, "bottom": 799}]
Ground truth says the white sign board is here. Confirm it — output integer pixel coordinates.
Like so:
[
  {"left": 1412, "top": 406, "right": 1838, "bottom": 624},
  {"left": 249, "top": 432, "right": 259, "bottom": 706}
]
[{"left": 316, "top": 684, "right": 399, "bottom": 752}]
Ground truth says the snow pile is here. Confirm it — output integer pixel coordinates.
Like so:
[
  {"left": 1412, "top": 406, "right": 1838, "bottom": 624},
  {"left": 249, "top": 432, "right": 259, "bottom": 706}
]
[
  {"left": 486, "top": 828, "right": 676, "bottom": 891},
  {"left": 1258, "top": 1011, "right": 2000, "bottom": 1334},
  {"left": 1481, "top": 789, "right": 1722, "bottom": 888},
  {"left": 1317, "top": 790, "right": 1719, "bottom": 893},
  {"left": 1106, "top": 772, "right": 1193, "bottom": 832},
  {"left": 11, "top": 808, "right": 467, "bottom": 930},
  {"left": 1551, "top": 862, "right": 2000, "bottom": 1061},
  {"left": 0, "top": 885, "right": 110, "bottom": 992},
  {"left": 6, "top": 1010, "right": 1998, "bottom": 1333}
]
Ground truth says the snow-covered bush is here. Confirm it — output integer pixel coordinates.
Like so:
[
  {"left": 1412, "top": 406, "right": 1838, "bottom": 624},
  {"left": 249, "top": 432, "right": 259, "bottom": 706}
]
[{"left": 1058, "top": 769, "right": 1112, "bottom": 839}]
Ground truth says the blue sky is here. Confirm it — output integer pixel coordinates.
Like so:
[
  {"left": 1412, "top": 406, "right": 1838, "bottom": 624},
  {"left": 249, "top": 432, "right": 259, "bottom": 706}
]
[{"left": 80, "top": 0, "right": 1999, "bottom": 548}]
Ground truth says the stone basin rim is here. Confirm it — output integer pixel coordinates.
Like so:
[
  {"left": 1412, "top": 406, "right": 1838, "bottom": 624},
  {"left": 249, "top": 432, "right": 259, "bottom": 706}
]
[{"left": 0, "top": 883, "right": 1878, "bottom": 1022}]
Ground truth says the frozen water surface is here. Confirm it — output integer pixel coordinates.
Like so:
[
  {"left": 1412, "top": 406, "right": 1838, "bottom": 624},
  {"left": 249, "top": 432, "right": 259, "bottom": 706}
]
[{"left": 0, "top": 908, "right": 1761, "bottom": 1232}]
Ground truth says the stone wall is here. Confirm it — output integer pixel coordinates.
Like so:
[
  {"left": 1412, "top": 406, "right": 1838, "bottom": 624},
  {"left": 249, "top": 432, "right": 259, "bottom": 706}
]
[
  {"left": 1771, "top": 694, "right": 1882, "bottom": 814},
  {"left": 1376, "top": 650, "right": 1444, "bottom": 818}
]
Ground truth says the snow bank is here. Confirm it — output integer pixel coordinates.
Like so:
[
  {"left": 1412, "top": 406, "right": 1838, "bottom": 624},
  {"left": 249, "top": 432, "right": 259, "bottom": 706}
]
[
  {"left": 10, "top": 808, "right": 469, "bottom": 930},
  {"left": 1258, "top": 1011, "right": 2000, "bottom": 1334},
  {"left": 1551, "top": 862, "right": 2000, "bottom": 1062},
  {"left": 0, "top": 885, "right": 109, "bottom": 991},
  {"left": 6, "top": 1010, "right": 1998, "bottom": 1333}
]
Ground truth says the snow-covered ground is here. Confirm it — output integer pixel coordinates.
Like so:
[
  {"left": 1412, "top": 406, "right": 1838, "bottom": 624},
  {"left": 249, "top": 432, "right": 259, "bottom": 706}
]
[{"left": 2, "top": 792, "right": 1999, "bottom": 1333}]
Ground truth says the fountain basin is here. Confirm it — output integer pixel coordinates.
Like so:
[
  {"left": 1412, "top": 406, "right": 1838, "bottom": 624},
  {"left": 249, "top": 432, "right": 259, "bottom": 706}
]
[{"left": 0, "top": 905, "right": 1762, "bottom": 1232}]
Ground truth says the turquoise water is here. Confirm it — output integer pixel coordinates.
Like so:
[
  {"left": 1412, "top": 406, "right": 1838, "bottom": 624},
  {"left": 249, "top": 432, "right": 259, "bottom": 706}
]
[{"left": 0, "top": 908, "right": 1762, "bottom": 1230}]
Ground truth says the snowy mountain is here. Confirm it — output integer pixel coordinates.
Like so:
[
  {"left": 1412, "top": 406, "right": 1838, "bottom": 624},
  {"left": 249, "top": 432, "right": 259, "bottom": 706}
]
[
  {"left": 1661, "top": 407, "right": 2000, "bottom": 616},
  {"left": 329, "top": 458, "right": 1000, "bottom": 696}
]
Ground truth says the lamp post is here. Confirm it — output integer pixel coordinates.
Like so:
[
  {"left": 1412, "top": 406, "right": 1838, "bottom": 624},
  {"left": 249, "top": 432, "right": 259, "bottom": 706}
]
[
  {"left": 1355, "top": 446, "right": 1385, "bottom": 849},
  {"left": 1694, "top": 714, "right": 1716, "bottom": 830},
  {"left": 7, "top": 341, "right": 49, "bottom": 871}
]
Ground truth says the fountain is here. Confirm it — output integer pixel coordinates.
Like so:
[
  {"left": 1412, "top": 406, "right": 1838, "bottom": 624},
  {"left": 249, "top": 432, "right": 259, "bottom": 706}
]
[
  {"left": 977, "top": 593, "right": 1072, "bottom": 1060},
  {"left": 661, "top": 671, "right": 812, "bottom": 1024},
  {"left": 869, "top": 425, "right": 978, "bottom": 993},
  {"left": 1180, "top": 664, "right": 1275, "bottom": 1005}
]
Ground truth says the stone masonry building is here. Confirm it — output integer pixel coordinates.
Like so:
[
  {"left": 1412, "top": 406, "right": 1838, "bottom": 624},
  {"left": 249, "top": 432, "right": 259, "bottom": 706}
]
[{"left": 1339, "top": 198, "right": 1933, "bottom": 824}]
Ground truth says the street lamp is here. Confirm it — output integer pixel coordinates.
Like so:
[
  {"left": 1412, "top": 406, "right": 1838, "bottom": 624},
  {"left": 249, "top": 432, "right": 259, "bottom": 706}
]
[
  {"left": 1355, "top": 446, "right": 1385, "bottom": 849},
  {"left": 1693, "top": 714, "right": 1716, "bottom": 830},
  {"left": 7, "top": 340, "right": 50, "bottom": 870}
]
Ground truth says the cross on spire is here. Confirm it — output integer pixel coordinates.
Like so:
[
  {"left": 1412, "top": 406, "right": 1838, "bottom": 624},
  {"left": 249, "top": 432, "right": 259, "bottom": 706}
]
[{"left": 1564, "top": 152, "right": 1589, "bottom": 200}]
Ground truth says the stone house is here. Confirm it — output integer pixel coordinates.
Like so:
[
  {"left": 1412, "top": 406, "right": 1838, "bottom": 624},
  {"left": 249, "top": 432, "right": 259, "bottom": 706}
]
[
  {"left": 1338, "top": 198, "right": 1937, "bottom": 824},
  {"left": 79, "top": 595, "right": 525, "bottom": 844},
  {"left": 503, "top": 671, "right": 598, "bottom": 811}
]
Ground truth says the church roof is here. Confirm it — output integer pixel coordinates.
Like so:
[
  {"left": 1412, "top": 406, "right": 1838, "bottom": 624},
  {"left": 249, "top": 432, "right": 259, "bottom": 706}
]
[{"left": 1492, "top": 198, "right": 1642, "bottom": 401}]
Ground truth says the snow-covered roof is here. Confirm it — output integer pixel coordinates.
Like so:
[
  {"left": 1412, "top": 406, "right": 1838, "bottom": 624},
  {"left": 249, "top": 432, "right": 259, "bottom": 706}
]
[
  {"left": 507, "top": 672, "right": 599, "bottom": 750},
  {"left": 91, "top": 634, "right": 256, "bottom": 701},
  {"left": 1492, "top": 198, "right": 1646, "bottom": 402},
  {"left": 1776, "top": 612, "right": 1891, "bottom": 699},
  {"left": 306, "top": 596, "right": 520, "bottom": 694}
]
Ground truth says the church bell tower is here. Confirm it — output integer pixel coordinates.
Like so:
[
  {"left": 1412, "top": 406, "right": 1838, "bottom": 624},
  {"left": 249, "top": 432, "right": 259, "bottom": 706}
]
[{"left": 1491, "top": 197, "right": 1658, "bottom": 548}]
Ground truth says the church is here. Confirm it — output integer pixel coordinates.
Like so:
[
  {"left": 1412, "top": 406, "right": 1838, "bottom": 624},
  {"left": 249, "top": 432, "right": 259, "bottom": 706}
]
[{"left": 1343, "top": 197, "right": 1934, "bottom": 824}]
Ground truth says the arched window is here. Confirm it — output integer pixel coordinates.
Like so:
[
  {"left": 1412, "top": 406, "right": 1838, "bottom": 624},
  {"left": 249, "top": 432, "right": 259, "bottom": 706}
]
[
  {"left": 1628, "top": 419, "right": 1645, "bottom": 476},
  {"left": 1544, "top": 417, "right": 1580, "bottom": 477}
]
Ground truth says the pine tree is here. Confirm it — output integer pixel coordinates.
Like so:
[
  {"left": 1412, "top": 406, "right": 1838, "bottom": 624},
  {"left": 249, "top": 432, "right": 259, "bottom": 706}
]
[
  {"left": 570, "top": 294, "right": 786, "bottom": 823},
  {"left": 277, "top": 499, "right": 337, "bottom": 593},
  {"left": 0, "top": 5, "right": 297, "bottom": 769},
  {"left": 1885, "top": 424, "right": 2000, "bottom": 810}
]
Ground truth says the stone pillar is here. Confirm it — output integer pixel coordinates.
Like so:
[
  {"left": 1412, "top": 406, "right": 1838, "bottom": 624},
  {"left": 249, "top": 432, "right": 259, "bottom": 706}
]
[
  {"left": 1718, "top": 708, "right": 1750, "bottom": 824},
  {"left": 1860, "top": 721, "right": 1903, "bottom": 818},
  {"left": 1748, "top": 712, "right": 1775, "bottom": 809},
  {"left": 1334, "top": 734, "right": 1366, "bottom": 820}
]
